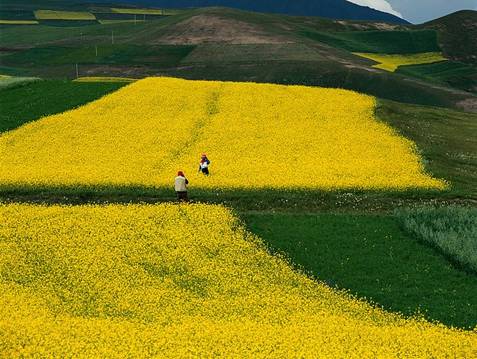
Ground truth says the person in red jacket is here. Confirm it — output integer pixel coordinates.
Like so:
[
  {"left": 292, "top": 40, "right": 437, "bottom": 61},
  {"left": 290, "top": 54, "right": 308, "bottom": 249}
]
[{"left": 174, "top": 171, "right": 189, "bottom": 202}]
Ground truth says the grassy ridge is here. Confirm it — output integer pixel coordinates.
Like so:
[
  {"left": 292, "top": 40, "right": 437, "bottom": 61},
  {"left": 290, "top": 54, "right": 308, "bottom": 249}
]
[
  {"left": 0, "top": 80, "right": 126, "bottom": 133},
  {"left": 243, "top": 212, "right": 477, "bottom": 329}
]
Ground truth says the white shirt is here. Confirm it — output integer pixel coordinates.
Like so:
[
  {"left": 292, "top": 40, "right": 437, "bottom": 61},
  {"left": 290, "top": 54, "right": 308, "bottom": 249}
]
[{"left": 174, "top": 176, "right": 187, "bottom": 192}]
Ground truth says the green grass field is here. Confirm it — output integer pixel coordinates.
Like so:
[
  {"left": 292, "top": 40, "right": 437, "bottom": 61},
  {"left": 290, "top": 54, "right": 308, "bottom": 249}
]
[
  {"left": 0, "top": 1, "right": 88, "bottom": 11},
  {"left": 0, "top": 16, "right": 186, "bottom": 47},
  {"left": 0, "top": 10, "right": 35, "bottom": 20},
  {"left": 170, "top": 60, "right": 471, "bottom": 110},
  {"left": 0, "top": 80, "right": 126, "bottom": 133},
  {"left": 1, "top": 45, "right": 195, "bottom": 69},
  {"left": 0, "top": 75, "right": 39, "bottom": 89},
  {"left": 300, "top": 30, "right": 441, "bottom": 54},
  {"left": 376, "top": 100, "right": 477, "bottom": 197},
  {"left": 243, "top": 212, "right": 477, "bottom": 329},
  {"left": 397, "top": 61, "right": 477, "bottom": 93}
]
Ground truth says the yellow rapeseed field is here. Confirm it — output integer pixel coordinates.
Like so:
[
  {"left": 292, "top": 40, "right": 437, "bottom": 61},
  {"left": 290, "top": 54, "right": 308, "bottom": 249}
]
[
  {"left": 34, "top": 10, "right": 96, "bottom": 21},
  {"left": 0, "top": 203, "right": 474, "bottom": 357},
  {"left": 354, "top": 52, "right": 447, "bottom": 72},
  {"left": 111, "top": 7, "right": 166, "bottom": 15},
  {"left": 0, "top": 77, "right": 445, "bottom": 190},
  {"left": 111, "top": 7, "right": 183, "bottom": 15},
  {"left": 0, "top": 20, "right": 39, "bottom": 25}
]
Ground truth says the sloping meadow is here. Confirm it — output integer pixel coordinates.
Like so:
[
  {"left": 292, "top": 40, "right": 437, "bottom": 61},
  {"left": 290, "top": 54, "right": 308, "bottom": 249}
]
[
  {"left": 0, "top": 77, "right": 445, "bottom": 191},
  {"left": 0, "top": 203, "right": 475, "bottom": 357}
]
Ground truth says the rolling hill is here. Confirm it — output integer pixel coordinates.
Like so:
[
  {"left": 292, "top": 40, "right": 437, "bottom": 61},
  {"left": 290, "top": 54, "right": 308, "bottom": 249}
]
[
  {"left": 420, "top": 10, "right": 477, "bottom": 64},
  {"left": 1, "top": 5, "right": 476, "bottom": 111},
  {"left": 83, "top": 0, "right": 409, "bottom": 23}
]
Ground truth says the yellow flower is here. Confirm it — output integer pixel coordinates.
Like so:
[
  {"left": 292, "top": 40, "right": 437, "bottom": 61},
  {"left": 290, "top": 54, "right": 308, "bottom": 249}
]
[
  {"left": 354, "top": 52, "right": 446, "bottom": 72},
  {"left": 0, "top": 77, "right": 446, "bottom": 190},
  {"left": 0, "top": 203, "right": 474, "bottom": 357}
]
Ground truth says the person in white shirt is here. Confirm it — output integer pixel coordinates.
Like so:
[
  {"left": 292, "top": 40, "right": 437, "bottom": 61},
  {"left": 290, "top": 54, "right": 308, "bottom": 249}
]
[{"left": 174, "top": 171, "right": 189, "bottom": 202}]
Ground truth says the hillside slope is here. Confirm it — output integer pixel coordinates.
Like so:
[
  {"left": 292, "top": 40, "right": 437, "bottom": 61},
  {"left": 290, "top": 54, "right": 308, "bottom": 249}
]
[
  {"left": 421, "top": 10, "right": 477, "bottom": 64},
  {"left": 1, "top": 6, "right": 475, "bottom": 111},
  {"left": 82, "top": 0, "right": 408, "bottom": 23}
]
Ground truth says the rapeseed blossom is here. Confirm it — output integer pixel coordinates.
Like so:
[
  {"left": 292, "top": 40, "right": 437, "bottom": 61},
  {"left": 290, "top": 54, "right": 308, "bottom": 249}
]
[
  {"left": 34, "top": 10, "right": 96, "bottom": 20},
  {"left": 0, "top": 203, "right": 474, "bottom": 357},
  {"left": 354, "top": 52, "right": 446, "bottom": 72},
  {"left": 0, "top": 77, "right": 445, "bottom": 190}
]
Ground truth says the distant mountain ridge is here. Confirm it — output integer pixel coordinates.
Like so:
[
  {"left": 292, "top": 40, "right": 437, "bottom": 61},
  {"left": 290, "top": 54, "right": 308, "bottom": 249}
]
[{"left": 96, "top": 0, "right": 409, "bottom": 23}]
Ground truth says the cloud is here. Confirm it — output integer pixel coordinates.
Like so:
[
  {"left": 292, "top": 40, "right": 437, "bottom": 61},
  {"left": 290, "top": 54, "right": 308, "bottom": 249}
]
[{"left": 348, "top": 0, "right": 403, "bottom": 18}]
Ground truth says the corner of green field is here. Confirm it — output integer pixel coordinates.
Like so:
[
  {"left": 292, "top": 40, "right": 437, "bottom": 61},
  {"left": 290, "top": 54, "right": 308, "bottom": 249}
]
[
  {"left": 376, "top": 99, "right": 477, "bottom": 199},
  {"left": 0, "top": 79, "right": 126, "bottom": 133},
  {"left": 241, "top": 211, "right": 477, "bottom": 329}
]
